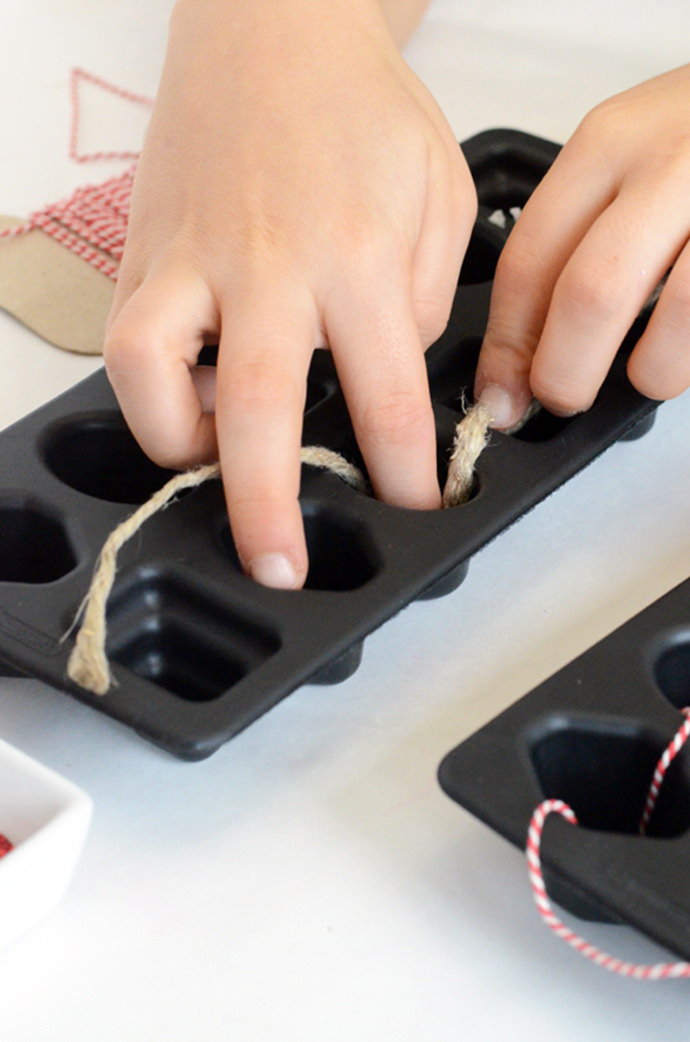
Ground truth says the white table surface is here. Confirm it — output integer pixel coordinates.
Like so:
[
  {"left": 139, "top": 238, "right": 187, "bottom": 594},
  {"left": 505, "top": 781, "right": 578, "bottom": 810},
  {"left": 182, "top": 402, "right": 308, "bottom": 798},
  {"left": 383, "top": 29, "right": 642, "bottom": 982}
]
[{"left": 1, "top": 1, "right": 690, "bottom": 1037}]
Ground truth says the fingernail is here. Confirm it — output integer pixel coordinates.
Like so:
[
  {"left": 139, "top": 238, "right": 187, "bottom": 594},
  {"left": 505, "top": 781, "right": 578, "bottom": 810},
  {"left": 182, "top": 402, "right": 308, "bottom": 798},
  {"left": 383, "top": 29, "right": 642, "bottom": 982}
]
[
  {"left": 248, "top": 552, "right": 298, "bottom": 590},
  {"left": 548, "top": 404, "right": 582, "bottom": 418},
  {"left": 478, "top": 383, "right": 519, "bottom": 429}
]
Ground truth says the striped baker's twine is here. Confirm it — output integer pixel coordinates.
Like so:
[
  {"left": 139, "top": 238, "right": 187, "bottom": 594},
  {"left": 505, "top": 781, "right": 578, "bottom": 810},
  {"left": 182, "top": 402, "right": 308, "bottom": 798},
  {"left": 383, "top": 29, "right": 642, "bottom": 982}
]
[
  {"left": 1, "top": 170, "right": 137, "bottom": 279},
  {"left": 639, "top": 707, "right": 690, "bottom": 835},
  {"left": 67, "top": 67, "right": 153, "bottom": 163},
  {"left": 0, "top": 68, "right": 152, "bottom": 279},
  {"left": 527, "top": 709, "right": 690, "bottom": 979}
]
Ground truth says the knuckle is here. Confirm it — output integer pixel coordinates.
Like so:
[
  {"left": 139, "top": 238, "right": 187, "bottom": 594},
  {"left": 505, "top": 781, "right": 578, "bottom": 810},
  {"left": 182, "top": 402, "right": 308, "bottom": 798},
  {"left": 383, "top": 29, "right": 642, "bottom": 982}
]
[
  {"left": 448, "top": 155, "right": 478, "bottom": 226},
  {"left": 338, "top": 214, "right": 375, "bottom": 258},
  {"left": 146, "top": 442, "right": 198, "bottom": 471},
  {"left": 553, "top": 260, "right": 624, "bottom": 324},
  {"left": 660, "top": 140, "right": 690, "bottom": 183},
  {"left": 574, "top": 103, "right": 608, "bottom": 143},
  {"left": 656, "top": 274, "right": 690, "bottom": 337},
  {"left": 668, "top": 277, "right": 690, "bottom": 326},
  {"left": 230, "top": 216, "right": 292, "bottom": 275},
  {"left": 494, "top": 235, "right": 544, "bottom": 296},
  {"left": 529, "top": 365, "right": 592, "bottom": 416},
  {"left": 339, "top": 221, "right": 400, "bottom": 286},
  {"left": 135, "top": 414, "right": 212, "bottom": 471},
  {"left": 617, "top": 143, "right": 690, "bottom": 214},
  {"left": 573, "top": 99, "right": 622, "bottom": 152},
  {"left": 359, "top": 388, "right": 431, "bottom": 445},
  {"left": 103, "top": 306, "right": 170, "bottom": 374},
  {"left": 414, "top": 295, "right": 452, "bottom": 347},
  {"left": 224, "top": 358, "right": 294, "bottom": 413},
  {"left": 626, "top": 363, "right": 670, "bottom": 401},
  {"left": 102, "top": 325, "right": 141, "bottom": 373},
  {"left": 224, "top": 490, "right": 280, "bottom": 524},
  {"left": 118, "top": 421, "right": 201, "bottom": 472},
  {"left": 478, "top": 322, "right": 536, "bottom": 380}
]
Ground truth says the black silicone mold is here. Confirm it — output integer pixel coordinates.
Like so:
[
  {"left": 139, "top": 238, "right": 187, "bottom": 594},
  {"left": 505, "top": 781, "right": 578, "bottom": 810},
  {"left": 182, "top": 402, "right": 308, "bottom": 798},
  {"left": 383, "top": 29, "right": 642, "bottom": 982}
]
[
  {"left": 0, "top": 130, "right": 660, "bottom": 759},
  {"left": 438, "top": 577, "right": 690, "bottom": 962}
]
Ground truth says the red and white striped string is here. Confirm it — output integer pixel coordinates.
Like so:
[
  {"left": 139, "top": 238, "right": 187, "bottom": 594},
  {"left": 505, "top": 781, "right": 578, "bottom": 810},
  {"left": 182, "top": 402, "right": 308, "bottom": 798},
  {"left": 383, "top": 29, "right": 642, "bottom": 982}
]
[
  {"left": 639, "top": 707, "right": 690, "bottom": 836},
  {"left": 67, "top": 67, "right": 153, "bottom": 163},
  {"left": 0, "top": 68, "right": 151, "bottom": 279},
  {"left": 527, "top": 708, "right": 690, "bottom": 979}
]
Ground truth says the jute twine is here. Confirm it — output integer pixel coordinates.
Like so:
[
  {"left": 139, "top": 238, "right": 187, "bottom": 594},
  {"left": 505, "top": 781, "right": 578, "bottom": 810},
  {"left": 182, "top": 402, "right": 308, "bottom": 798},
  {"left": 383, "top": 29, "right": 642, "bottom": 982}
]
[
  {"left": 66, "top": 402, "right": 494, "bottom": 695},
  {"left": 442, "top": 401, "right": 491, "bottom": 508}
]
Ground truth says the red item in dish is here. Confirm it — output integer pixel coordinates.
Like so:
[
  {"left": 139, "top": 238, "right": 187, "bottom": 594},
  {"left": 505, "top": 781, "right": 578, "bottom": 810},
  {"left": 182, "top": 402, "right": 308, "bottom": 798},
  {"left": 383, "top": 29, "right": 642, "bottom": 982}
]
[{"left": 0, "top": 835, "right": 13, "bottom": 857}]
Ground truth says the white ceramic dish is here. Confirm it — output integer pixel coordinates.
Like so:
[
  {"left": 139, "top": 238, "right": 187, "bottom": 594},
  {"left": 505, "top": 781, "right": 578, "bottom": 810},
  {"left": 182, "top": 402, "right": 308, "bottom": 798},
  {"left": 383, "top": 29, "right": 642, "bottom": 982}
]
[{"left": 0, "top": 738, "right": 93, "bottom": 949}]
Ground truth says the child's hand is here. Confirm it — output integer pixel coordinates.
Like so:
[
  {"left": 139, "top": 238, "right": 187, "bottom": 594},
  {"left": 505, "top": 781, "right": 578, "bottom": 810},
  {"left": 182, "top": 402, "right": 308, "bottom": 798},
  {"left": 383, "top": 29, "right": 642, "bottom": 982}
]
[
  {"left": 104, "top": 0, "right": 476, "bottom": 589},
  {"left": 475, "top": 65, "right": 690, "bottom": 428}
]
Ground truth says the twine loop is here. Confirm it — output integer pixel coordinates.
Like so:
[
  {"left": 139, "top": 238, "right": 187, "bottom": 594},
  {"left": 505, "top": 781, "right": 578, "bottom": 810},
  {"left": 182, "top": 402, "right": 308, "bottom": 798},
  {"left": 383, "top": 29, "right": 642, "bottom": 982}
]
[
  {"left": 67, "top": 404, "right": 492, "bottom": 695},
  {"left": 527, "top": 708, "right": 690, "bottom": 979}
]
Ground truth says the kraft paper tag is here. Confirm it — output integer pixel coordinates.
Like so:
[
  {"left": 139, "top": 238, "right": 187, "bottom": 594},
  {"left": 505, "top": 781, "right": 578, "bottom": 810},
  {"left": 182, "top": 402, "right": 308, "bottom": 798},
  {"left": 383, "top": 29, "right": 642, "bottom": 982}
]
[{"left": 0, "top": 216, "right": 114, "bottom": 355}]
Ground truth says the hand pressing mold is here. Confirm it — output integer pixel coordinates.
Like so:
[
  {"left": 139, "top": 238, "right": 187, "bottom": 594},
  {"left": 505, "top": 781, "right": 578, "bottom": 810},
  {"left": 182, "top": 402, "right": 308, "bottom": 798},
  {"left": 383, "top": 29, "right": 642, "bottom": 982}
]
[
  {"left": 476, "top": 67, "right": 690, "bottom": 431},
  {"left": 0, "top": 131, "right": 663, "bottom": 759}
]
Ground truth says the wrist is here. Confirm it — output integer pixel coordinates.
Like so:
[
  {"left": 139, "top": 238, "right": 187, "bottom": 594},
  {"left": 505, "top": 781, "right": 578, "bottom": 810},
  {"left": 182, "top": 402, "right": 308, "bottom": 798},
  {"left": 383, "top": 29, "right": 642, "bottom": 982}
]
[
  {"left": 167, "top": 0, "right": 401, "bottom": 75},
  {"left": 171, "top": 0, "right": 390, "bottom": 33}
]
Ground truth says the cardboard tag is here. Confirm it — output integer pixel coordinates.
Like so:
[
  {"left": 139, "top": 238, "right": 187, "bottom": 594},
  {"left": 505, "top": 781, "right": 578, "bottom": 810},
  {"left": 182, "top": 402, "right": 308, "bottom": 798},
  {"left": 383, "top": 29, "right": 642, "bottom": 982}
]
[{"left": 0, "top": 216, "right": 114, "bottom": 355}]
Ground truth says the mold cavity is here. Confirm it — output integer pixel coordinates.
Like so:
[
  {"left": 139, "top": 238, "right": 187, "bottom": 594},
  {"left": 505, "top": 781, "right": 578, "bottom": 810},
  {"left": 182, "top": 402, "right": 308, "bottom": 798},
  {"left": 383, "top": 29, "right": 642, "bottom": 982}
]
[
  {"left": 107, "top": 572, "right": 281, "bottom": 701},
  {"left": 305, "top": 349, "right": 339, "bottom": 413},
  {"left": 654, "top": 638, "right": 690, "bottom": 711},
  {"left": 458, "top": 227, "right": 501, "bottom": 285},
  {"left": 301, "top": 506, "right": 380, "bottom": 590},
  {"left": 196, "top": 344, "right": 219, "bottom": 365},
  {"left": 304, "top": 380, "right": 332, "bottom": 413},
  {"left": 429, "top": 337, "right": 481, "bottom": 408},
  {"left": 324, "top": 413, "right": 481, "bottom": 511},
  {"left": 0, "top": 501, "right": 76, "bottom": 583},
  {"left": 42, "top": 414, "right": 176, "bottom": 505},
  {"left": 194, "top": 345, "right": 338, "bottom": 414},
  {"left": 221, "top": 504, "right": 381, "bottom": 592},
  {"left": 511, "top": 405, "right": 573, "bottom": 443},
  {"left": 471, "top": 144, "right": 557, "bottom": 211},
  {"left": 530, "top": 721, "right": 690, "bottom": 838}
]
